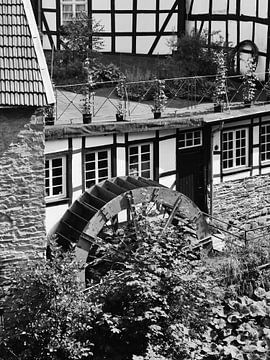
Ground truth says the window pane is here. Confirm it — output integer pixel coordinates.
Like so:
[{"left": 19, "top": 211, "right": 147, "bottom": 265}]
[
  {"left": 86, "top": 152, "right": 95, "bottom": 162},
  {"left": 141, "top": 144, "right": 150, "bottom": 153},
  {"left": 52, "top": 158, "right": 62, "bottom": 167},
  {"left": 129, "top": 146, "right": 138, "bottom": 155},
  {"left": 98, "top": 151, "right": 108, "bottom": 160}
]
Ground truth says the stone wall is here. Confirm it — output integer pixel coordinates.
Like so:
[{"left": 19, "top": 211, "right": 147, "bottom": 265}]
[
  {"left": 0, "top": 109, "right": 46, "bottom": 286},
  {"left": 212, "top": 175, "right": 270, "bottom": 232}
]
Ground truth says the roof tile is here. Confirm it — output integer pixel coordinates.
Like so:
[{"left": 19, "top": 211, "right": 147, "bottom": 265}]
[{"left": 0, "top": 0, "right": 50, "bottom": 107}]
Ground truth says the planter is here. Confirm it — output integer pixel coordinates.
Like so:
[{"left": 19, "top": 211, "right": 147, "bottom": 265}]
[
  {"left": 243, "top": 101, "right": 251, "bottom": 108},
  {"left": 153, "top": 111, "right": 161, "bottom": 119},
  {"left": 213, "top": 104, "right": 224, "bottom": 113},
  {"left": 83, "top": 113, "right": 92, "bottom": 124},
  {"left": 116, "top": 114, "right": 124, "bottom": 122},
  {"left": 45, "top": 116, "right": 55, "bottom": 126}
]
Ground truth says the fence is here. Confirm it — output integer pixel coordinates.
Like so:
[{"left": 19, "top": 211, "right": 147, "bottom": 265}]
[{"left": 46, "top": 72, "right": 270, "bottom": 125}]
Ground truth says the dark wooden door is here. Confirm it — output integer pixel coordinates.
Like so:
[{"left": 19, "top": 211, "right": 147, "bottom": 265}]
[{"left": 177, "top": 149, "right": 208, "bottom": 212}]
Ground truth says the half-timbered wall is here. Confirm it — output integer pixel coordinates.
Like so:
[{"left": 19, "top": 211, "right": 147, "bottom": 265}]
[
  {"left": 186, "top": 0, "right": 270, "bottom": 77},
  {"left": 38, "top": 0, "right": 185, "bottom": 54},
  {"left": 45, "top": 129, "right": 178, "bottom": 233}
]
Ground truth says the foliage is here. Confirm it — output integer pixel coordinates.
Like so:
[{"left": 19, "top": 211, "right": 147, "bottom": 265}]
[
  {"left": 167, "top": 29, "right": 227, "bottom": 77},
  {"left": 60, "top": 13, "right": 104, "bottom": 60},
  {"left": 205, "top": 288, "right": 270, "bottom": 359},
  {"left": 0, "top": 244, "right": 99, "bottom": 360},
  {"left": 93, "top": 63, "right": 123, "bottom": 84},
  {"left": 115, "top": 76, "right": 127, "bottom": 115},
  {"left": 152, "top": 79, "right": 167, "bottom": 113},
  {"left": 213, "top": 50, "right": 227, "bottom": 106},
  {"left": 242, "top": 57, "right": 258, "bottom": 103},
  {"left": 2, "top": 204, "right": 270, "bottom": 360}
]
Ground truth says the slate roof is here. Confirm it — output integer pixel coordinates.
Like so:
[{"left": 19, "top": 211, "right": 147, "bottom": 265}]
[{"left": 0, "top": 0, "right": 54, "bottom": 107}]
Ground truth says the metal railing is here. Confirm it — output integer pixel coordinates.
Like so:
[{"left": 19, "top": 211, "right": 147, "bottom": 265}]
[{"left": 47, "top": 72, "right": 270, "bottom": 125}]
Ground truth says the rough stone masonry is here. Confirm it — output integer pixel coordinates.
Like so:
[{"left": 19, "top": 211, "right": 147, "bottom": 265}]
[{"left": 0, "top": 108, "right": 46, "bottom": 287}]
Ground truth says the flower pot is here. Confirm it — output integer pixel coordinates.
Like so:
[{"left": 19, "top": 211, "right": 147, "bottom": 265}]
[
  {"left": 153, "top": 112, "right": 161, "bottom": 119},
  {"left": 45, "top": 116, "right": 54, "bottom": 126},
  {"left": 243, "top": 101, "right": 251, "bottom": 108},
  {"left": 213, "top": 104, "right": 223, "bottom": 113},
  {"left": 83, "top": 113, "right": 92, "bottom": 124},
  {"left": 116, "top": 114, "right": 124, "bottom": 122}
]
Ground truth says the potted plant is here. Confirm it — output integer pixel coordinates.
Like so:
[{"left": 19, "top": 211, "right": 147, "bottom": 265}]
[
  {"left": 152, "top": 79, "right": 167, "bottom": 119},
  {"left": 213, "top": 51, "right": 227, "bottom": 112},
  {"left": 242, "top": 57, "right": 257, "bottom": 107},
  {"left": 116, "top": 75, "right": 127, "bottom": 121},
  {"left": 81, "top": 62, "right": 95, "bottom": 124},
  {"left": 44, "top": 104, "right": 55, "bottom": 126}
]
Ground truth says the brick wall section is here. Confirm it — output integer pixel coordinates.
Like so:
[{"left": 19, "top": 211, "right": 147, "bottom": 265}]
[
  {"left": 212, "top": 175, "right": 270, "bottom": 231},
  {"left": 0, "top": 109, "right": 46, "bottom": 286}
]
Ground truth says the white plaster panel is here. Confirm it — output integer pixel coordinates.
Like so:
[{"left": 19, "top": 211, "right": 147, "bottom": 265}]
[
  {"left": 43, "top": 0, "right": 56, "bottom": 9},
  {"left": 93, "top": 14, "right": 111, "bottom": 32},
  {"left": 115, "top": 14, "right": 133, "bottom": 32},
  {"left": 159, "top": 139, "right": 175, "bottom": 173},
  {"left": 136, "top": 36, "right": 155, "bottom": 54},
  {"left": 159, "top": 129, "right": 176, "bottom": 138},
  {"left": 85, "top": 135, "right": 113, "bottom": 148},
  {"left": 128, "top": 132, "right": 155, "bottom": 142},
  {"left": 261, "top": 166, "right": 270, "bottom": 175},
  {"left": 72, "top": 190, "right": 82, "bottom": 204},
  {"left": 240, "top": 22, "right": 253, "bottom": 42},
  {"left": 252, "top": 147, "right": 259, "bottom": 167},
  {"left": 72, "top": 137, "right": 82, "bottom": 150},
  {"left": 41, "top": 34, "right": 51, "bottom": 51},
  {"left": 222, "top": 170, "right": 250, "bottom": 182},
  {"left": 253, "top": 125, "right": 259, "bottom": 145},
  {"left": 46, "top": 203, "right": 69, "bottom": 234},
  {"left": 240, "top": 0, "right": 256, "bottom": 17},
  {"left": 117, "top": 134, "right": 125, "bottom": 143},
  {"left": 212, "top": 155, "right": 220, "bottom": 177},
  {"left": 92, "top": 0, "right": 110, "bottom": 10},
  {"left": 137, "top": 0, "right": 156, "bottom": 10},
  {"left": 256, "top": 56, "right": 266, "bottom": 79},
  {"left": 137, "top": 14, "right": 156, "bottom": 32},
  {"left": 211, "top": 21, "right": 226, "bottom": 42},
  {"left": 159, "top": 0, "right": 175, "bottom": 10},
  {"left": 115, "top": 36, "right": 132, "bottom": 53},
  {"left": 45, "top": 139, "right": 68, "bottom": 154},
  {"left": 259, "top": 0, "right": 268, "bottom": 18},
  {"left": 159, "top": 13, "right": 177, "bottom": 32},
  {"left": 153, "top": 36, "right": 172, "bottom": 55},
  {"left": 159, "top": 175, "right": 176, "bottom": 189},
  {"left": 212, "top": 0, "right": 227, "bottom": 14},
  {"left": 252, "top": 168, "right": 260, "bottom": 176},
  {"left": 227, "top": 21, "right": 237, "bottom": 45},
  {"left": 116, "top": 148, "right": 126, "bottom": 176},
  {"left": 255, "top": 23, "right": 268, "bottom": 53},
  {"left": 44, "top": 12, "right": 56, "bottom": 31},
  {"left": 229, "top": 0, "right": 236, "bottom": 13},
  {"left": 191, "top": 0, "right": 209, "bottom": 14},
  {"left": 100, "top": 36, "right": 111, "bottom": 52},
  {"left": 72, "top": 152, "right": 82, "bottom": 188},
  {"left": 115, "top": 0, "right": 132, "bottom": 10}
]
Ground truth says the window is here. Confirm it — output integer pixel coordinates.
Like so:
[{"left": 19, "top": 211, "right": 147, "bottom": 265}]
[
  {"left": 45, "top": 156, "right": 67, "bottom": 200},
  {"left": 61, "top": 0, "right": 87, "bottom": 23},
  {"left": 261, "top": 124, "right": 270, "bottom": 162},
  {"left": 178, "top": 130, "right": 202, "bottom": 149},
  {"left": 85, "top": 149, "right": 111, "bottom": 189},
  {"left": 222, "top": 128, "right": 248, "bottom": 170},
  {"left": 128, "top": 143, "right": 153, "bottom": 178}
]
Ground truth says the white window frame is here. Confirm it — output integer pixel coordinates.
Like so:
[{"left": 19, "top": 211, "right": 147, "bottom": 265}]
[
  {"left": 45, "top": 156, "right": 67, "bottom": 201},
  {"left": 178, "top": 130, "right": 202, "bottom": 149},
  {"left": 128, "top": 143, "right": 153, "bottom": 179},
  {"left": 85, "top": 149, "right": 111, "bottom": 189},
  {"left": 222, "top": 128, "right": 249, "bottom": 170},
  {"left": 61, "top": 0, "right": 87, "bottom": 24},
  {"left": 261, "top": 124, "right": 270, "bottom": 163}
]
